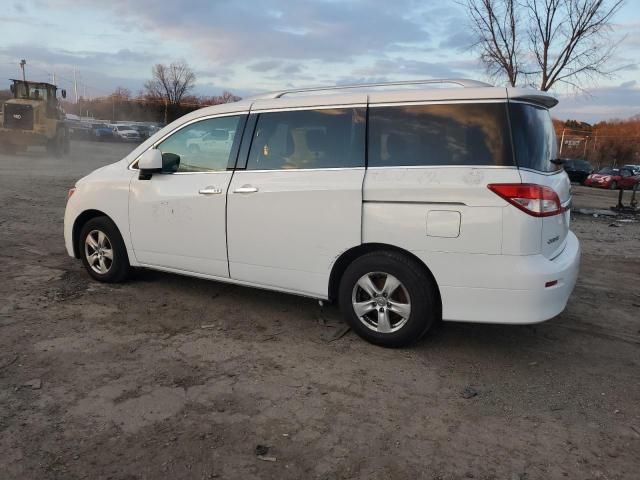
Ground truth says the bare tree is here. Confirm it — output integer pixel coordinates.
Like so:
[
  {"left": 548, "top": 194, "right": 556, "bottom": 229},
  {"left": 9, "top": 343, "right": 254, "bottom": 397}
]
[
  {"left": 144, "top": 61, "right": 196, "bottom": 106},
  {"left": 216, "top": 91, "right": 242, "bottom": 104},
  {"left": 462, "top": 0, "right": 625, "bottom": 91},
  {"left": 465, "top": 0, "right": 521, "bottom": 87},
  {"left": 112, "top": 86, "right": 131, "bottom": 101}
]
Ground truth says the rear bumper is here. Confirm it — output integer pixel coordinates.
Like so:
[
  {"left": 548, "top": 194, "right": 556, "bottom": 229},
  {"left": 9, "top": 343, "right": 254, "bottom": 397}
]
[{"left": 439, "top": 231, "right": 581, "bottom": 324}]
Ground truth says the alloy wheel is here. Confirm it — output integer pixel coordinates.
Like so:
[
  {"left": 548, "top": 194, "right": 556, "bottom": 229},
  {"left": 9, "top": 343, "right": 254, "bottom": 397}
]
[
  {"left": 84, "top": 229, "right": 114, "bottom": 274},
  {"left": 351, "top": 272, "right": 411, "bottom": 333}
]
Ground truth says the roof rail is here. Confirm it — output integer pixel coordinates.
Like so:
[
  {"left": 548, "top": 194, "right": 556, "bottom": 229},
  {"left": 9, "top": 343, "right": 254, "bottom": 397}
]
[{"left": 250, "top": 78, "right": 493, "bottom": 100}]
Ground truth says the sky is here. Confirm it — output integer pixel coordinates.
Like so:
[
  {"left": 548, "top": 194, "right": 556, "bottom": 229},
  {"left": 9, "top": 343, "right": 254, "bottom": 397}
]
[{"left": 0, "top": 0, "right": 638, "bottom": 123}]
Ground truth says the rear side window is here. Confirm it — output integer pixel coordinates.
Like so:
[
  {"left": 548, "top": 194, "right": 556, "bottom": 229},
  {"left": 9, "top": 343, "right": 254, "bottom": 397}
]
[
  {"left": 509, "top": 103, "right": 560, "bottom": 172},
  {"left": 368, "top": 103, "right": 513, "bottom": 167},
  {"left": 246, "top": 108, "right": 365, "bottom": 170}
]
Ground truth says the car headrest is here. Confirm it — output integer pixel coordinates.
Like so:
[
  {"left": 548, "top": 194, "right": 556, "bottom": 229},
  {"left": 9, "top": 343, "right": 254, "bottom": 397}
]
[{"left": 306, "top": 129, "right": 326, "bottom": 152}]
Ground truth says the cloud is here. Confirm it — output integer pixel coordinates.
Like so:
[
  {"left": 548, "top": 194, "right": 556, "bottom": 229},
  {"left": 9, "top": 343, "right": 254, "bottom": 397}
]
[
  {"left": 0, "top": 45, "right": 156, "bottom": 70},
  {"left": 352, "top": 57, "right": 475, "bottom": 80},
  {"left": 554, "top": 82, "right": 640, "bottom": 122},
  {"left": 51, "top": 0, "right": 431, "bottom": 63}
]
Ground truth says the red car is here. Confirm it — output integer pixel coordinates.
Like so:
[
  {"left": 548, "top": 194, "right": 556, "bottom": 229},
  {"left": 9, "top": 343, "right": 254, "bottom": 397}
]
[{"left": 584, "top": 167, "right": 640, "bottom": 190}]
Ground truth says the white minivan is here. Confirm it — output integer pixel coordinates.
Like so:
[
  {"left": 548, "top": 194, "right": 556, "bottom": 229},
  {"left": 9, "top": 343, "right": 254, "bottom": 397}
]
[{"left": 64, "top": 79, "right": 580, "bottom": 347}]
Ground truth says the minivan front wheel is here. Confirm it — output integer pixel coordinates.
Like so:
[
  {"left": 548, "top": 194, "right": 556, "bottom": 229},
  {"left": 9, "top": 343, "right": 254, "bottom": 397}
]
[
  {"left": 79, "top": 216, "right": 130, "bottom": 283},
  {"left": 339, "top": 251, "right": 438, "bottom": 347}
]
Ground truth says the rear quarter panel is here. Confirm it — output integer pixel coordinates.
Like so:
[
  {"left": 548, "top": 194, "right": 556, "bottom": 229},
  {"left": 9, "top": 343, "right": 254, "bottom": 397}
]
[{"left": 362, "top": 166, "right": 523, "bottom": 286}]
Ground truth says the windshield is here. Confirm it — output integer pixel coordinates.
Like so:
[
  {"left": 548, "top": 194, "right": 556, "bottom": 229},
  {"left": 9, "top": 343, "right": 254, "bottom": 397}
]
[
  {"left": 13, "top": 82, "right": 53, "bottom": 101},
  {"left": 573, "top": 160, "right": 591, "bottom": 169},
  {"left": 509, "top": 103, "right": 560, "bottom": 173}
]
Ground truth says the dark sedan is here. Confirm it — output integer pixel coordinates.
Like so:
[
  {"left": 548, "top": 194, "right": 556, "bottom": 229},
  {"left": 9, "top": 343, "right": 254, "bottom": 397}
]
[{"left": 561, "top": 158, "right": 593, "bottom": 184}]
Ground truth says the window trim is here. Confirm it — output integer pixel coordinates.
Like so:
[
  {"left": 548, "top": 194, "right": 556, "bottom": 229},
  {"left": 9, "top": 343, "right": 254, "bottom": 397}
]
[{"left": 128, "top": 111, "right": 249, "bottom": 173}]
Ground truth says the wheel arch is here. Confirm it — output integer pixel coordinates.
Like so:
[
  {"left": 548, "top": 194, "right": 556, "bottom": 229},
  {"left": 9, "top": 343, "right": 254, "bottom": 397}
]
[
  {"left": 328, "top": 243, "right": 442, "bottom": 315},
  {"left": 72, "top": 209, "right": 112, "bottom": 258}
]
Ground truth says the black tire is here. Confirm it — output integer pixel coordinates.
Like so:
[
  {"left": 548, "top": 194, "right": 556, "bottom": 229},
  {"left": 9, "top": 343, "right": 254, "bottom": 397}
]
[
  {"left": 79, "top": 216, "right": 130, "bottom": 283},
  {"left": 338, "top": 250, "right": 438, "bottom": 347},
  {"left": 47, "top": 128, "right": 67, "bottom": 157},
  {"left": 609, "top": 181, "right": 618, "bottom": 190}
]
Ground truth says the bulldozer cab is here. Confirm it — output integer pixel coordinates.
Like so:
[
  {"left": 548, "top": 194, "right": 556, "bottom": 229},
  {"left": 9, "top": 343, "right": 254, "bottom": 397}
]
[{"left": 10, "top": 79, "right": 65, "bottom": 104}]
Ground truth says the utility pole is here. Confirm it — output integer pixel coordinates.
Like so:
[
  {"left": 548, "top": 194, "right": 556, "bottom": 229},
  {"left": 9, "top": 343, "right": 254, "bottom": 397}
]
[
  {"left": 73, "top": 68, "right": 79, "bottom": 104},
  {"left": 19, "top": 59, "right": 26, "bottom": 82},
  {"left": 164, "top": 97, "right": 168, "bottom": 125},
  {"left": 559, "top": 129, "right": 566, "bottom": 157},
  {"left": 583, "top": 136, "right": 590, "bottom": 158}
]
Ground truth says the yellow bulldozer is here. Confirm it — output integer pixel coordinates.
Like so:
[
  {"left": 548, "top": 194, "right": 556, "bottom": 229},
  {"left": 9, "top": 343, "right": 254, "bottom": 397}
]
[{"left": 0, "top": 79, "right": 70, "bottom": 156}]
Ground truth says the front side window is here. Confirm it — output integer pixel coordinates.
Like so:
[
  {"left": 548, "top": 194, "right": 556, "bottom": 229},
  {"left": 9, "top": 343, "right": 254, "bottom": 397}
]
[
  {"left": 368, "top": 103, "right": 513, "bottom": 168},
  {"left": 156, "top": 115, "right": 243, "bottom": 172},
  {"left": 246, "top": 108, "right": 365, "bottom": 170},
  {"left": 509, "top": 103, "right": 560, "bottom": 172}
]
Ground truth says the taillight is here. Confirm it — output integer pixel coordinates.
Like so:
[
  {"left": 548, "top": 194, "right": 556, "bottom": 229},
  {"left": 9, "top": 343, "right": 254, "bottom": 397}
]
[
  {"left": 487, "top": 183, "right": 562, "bottom": 217},
  {"left": 67, "top": 187, "right": 76, "bottom": 201}
]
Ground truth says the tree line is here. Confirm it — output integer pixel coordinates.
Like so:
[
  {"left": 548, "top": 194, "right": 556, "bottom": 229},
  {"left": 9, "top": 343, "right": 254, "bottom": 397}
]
[{"left": 554, "top": 116, "right": 640, "bottom": 167}]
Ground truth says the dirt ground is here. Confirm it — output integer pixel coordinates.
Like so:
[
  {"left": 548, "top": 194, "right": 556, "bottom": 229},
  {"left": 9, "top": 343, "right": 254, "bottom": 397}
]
[{"left": 1, "top": 141, "right": 639, "bottom": 480}]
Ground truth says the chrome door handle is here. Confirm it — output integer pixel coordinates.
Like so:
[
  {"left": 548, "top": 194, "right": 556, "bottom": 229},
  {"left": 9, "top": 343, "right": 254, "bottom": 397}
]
[
  {"left": 198, "top": 186, "right": 222, "bottom": 195},
  {"left": 233, "top": 185, "right": 259, "bottom": 194}
]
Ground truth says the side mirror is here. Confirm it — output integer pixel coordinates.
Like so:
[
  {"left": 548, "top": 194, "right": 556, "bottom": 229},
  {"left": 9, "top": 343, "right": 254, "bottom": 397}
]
[
  {"left": 138, "top": 149, "right": 163, "bottom": 180},
  {"left": 61, "top": 89, "right": 67, "bottom": 99},
  {"left": 138, "top": 149, "right": 180, "bottom": 180},
  {"left": 161, "top": 152, "right": 180, "bottom": 173}
]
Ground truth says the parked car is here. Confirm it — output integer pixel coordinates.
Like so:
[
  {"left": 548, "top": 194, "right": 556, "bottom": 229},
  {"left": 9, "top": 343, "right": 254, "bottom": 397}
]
[
  {"left": 111, "top": 125, "right": 141, "bottom": 142},
  {"left": 129, "top": 124, "right": 157, "bottom": 140},
  {"left": 584, "top": 167, "right": 640, "bottom": 190},
  {"left": 561, "top": 158, "right": 593, "bottom": 184},
  {"left": 64, "top": 79, "right": 580, "bottom": 347},
  {"left": 623, "top": 164, "right": 640, "bottom": 175},
  {"left": 185, "top": 128, "right": 234, "bottom": 155},
  {"left": 90, "top": 123, "right": 113, "bottom": 141},
  {"left": 67, "top": 120, "right": 91, "bottom": 140}
]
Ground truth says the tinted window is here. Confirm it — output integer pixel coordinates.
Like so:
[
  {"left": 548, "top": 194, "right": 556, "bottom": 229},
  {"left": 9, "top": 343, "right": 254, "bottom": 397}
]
[
  {"left": 368, "top": 103, "right": 513, "bottom": 167},
  {"left": 509, "top": 103, "right": 560, "bottom": 172},
  {"left": 246, "top": 108, "right": 365, "bottom": 170},
  {"left": 573, "top": 160, "right": 592, "bottom": 170},
  {"left": 157, "top": 115, "right": 243, "bottom": 172}
]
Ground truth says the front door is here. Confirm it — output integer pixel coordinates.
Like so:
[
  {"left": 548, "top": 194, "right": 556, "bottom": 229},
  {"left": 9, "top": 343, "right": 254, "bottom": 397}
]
[
  {"left": 226, "top": 105, "right": 366, "bottom": 297},
  {"left": 129, "top": 114, "right": 246, "bottom": 277}
]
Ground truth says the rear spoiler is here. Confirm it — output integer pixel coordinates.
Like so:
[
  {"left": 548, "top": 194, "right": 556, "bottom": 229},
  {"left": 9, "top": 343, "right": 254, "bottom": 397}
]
[{"left": 507, "top": 88, "right": 559, "bottom": 109}]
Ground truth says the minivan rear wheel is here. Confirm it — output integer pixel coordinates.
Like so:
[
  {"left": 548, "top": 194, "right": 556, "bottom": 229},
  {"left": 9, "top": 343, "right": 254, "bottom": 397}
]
[
  {"left": 79, "top": 216, "right": 130, "bottom": 283},
  {"left": 339, "top": 251, "right": 437, "bottom": 347}
]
